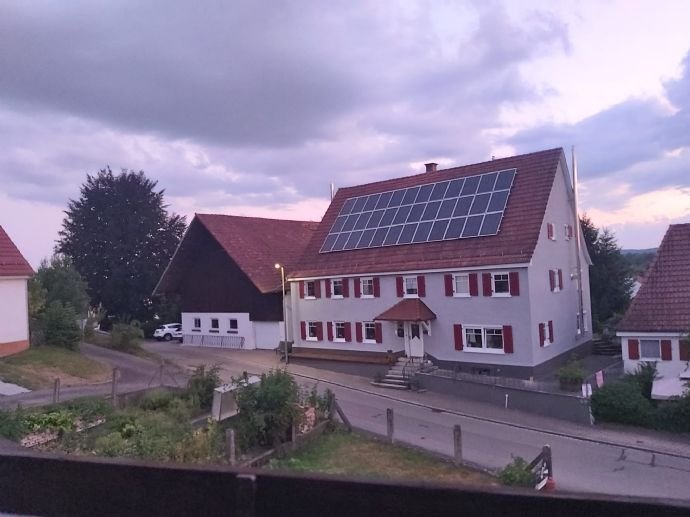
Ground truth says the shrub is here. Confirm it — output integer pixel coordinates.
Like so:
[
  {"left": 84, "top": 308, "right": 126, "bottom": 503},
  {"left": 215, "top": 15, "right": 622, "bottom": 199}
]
[
  {"left": 623, "top": 362, "right": 658, "bottom": 401},
  {"left": 95, "top": 432, "right": 132, "bottom": 457},
  {"left": 42, "top": 301, "right": 81, "bottom": 349},
  {"left": 110, "top": 322, "right": 144, "bottom": 351},
  {"left": 558, "top": 359, "right": 585, "bottom": 384},
  {"left": 497, "top": 457, "right": 536, "bottom": 487},
  {"left": 0, "top": 409, "right": 27, "bottom": 441},
  {"left": 591, "top": 381, "right": 655, "bottom": 427},
  {"left": 656, "top": 394, "right": 690, "bottom": 433},
  {"left": 139, "top": 390, "right": 176, "bottom": 411},
  {"left": 185, "top": 366, "right": 221, "bottom": 410}
]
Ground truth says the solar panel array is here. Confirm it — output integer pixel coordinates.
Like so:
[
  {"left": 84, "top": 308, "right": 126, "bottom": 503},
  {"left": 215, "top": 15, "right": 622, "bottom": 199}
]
[{"left": 320, "top": 168, "right": 516, "bottom": 253}]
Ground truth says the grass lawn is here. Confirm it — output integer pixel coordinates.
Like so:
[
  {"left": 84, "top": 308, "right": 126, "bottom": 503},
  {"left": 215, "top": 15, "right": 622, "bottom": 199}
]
[
  {"left": 86, "top": 332, "right": 159, "bottom": 361},
  {"left": 269, "top": 431, "right": 497, "bottom": 487},
  {"left": 0, "top": 346, "right": 111, "bottom": 390}
]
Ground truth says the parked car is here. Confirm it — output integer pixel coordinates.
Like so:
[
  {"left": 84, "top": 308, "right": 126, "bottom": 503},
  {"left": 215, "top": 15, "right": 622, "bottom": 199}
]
[{"left": 153, "top": 323, "right": 182, "bottom": 342}]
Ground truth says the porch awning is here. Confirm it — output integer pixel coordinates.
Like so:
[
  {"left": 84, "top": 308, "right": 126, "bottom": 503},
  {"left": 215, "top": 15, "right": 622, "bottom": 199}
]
[
  {"left": 651, "top": 375, "right": 690, "bottom": 401},
  {"left": 374, "top": 298, "right": 437, "bottom": 322}
]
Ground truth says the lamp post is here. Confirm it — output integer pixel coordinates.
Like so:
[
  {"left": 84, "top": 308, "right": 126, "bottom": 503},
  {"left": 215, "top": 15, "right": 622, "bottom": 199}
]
[{"left": 275, "top": 263, "right": 289, "bottom": 364}]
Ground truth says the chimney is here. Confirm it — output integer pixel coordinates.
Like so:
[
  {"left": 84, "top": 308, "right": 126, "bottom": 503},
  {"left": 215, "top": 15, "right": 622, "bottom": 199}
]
[{"left": 425, "top": 162, "right": 438, "bottom": 173}]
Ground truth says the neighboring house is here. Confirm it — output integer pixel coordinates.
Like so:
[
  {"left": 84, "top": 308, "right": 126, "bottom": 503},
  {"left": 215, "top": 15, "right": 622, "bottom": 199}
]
[
  {"left": 154, "top": 214, "right": 318, "bottom": 349},
  {"left": 0, "top": 226, "right": 34, "bottom": 357},
  {"left": 288, "top": 148, "right": 593, "bottom": 378},
  {"left": 617, "top": 224, "right": 690, "bottom": 396}
]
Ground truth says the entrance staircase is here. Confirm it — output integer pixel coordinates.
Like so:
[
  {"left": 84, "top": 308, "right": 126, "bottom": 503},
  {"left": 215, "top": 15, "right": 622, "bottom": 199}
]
[
  {"left": 371, "top": 357, "right": 424, "bottom": 390},
  {"left": 592, "top": 338, "right": 621, "bottom": 356}
]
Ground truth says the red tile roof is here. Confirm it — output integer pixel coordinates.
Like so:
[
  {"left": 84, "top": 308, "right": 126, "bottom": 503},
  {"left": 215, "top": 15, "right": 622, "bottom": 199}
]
[
  {"left": 195, "top": 214, "right": 319, "bottom": 294},
  {"left": 618, "top": 224, "right": 690, "bottom": 333},
  {"left": 374, "top": 298, "right": 437, "bottom": 322},
  {"left": 292, "top": 148, "right": 564, "bottom": 278},
  {"left": 0, "top": 226, "right": 33, "bottom": 277}
]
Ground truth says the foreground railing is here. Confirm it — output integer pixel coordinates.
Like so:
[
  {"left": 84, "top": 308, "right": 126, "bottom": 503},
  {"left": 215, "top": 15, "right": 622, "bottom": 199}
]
[{"left": 0, "top": 450, "right": 687, "bottom": 517}]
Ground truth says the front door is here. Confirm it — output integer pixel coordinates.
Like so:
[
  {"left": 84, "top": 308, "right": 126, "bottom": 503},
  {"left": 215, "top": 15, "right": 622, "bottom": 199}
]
[{"left": 405, "top": 322, "right": 424, "bottom": 358}]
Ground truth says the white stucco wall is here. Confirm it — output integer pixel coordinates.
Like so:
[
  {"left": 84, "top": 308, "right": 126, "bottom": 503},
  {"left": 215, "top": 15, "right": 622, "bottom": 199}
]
[
  {"left": 182, "top": 312, "right": 255, "bottom": 348},
  {"left": 0, "top": 278, "right": 29, "bottom": 343},
  {"left": 620, "top": 334, "right": 689, "bottom": 377},
  {"left": 254, "top": 321, "right": 285, "bottom": 349}
]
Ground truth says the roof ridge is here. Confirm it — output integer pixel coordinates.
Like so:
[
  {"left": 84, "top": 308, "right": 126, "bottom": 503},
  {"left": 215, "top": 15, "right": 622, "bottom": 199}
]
[{"left": 196, "top": 213, "right": 319, "bottom": 225}]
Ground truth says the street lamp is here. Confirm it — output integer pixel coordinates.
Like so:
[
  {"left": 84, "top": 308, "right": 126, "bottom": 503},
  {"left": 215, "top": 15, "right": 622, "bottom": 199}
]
[{"left": 275, "top": 263, "right": 289, "bottom": 365}]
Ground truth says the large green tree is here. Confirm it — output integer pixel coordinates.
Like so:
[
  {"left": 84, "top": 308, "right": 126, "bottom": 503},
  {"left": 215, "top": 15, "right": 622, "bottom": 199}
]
[
  {"left": 34, "top": 255, "right": 90, "bottom": 317},
  {"left": 580, "top": 215, "right": 633, "bottom": 331},
  {"left": 58, "top": 168, "right": 186, "bottom": 321}
]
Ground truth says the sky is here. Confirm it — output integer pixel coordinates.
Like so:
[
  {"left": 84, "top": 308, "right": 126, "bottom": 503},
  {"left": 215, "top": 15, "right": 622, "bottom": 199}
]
[{"left": 1, "top": 0, "right": 689, "bottom": 267}]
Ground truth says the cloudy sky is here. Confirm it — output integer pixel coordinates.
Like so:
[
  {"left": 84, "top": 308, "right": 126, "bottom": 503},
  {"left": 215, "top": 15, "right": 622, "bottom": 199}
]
[{"left": 2, "top": 0, "right": 689, "bottom": 266}]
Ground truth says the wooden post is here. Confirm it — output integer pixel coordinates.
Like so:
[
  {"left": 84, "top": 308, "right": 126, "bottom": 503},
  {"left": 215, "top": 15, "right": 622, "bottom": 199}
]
[
  {"left": 226, "top": 429, "right": 237, "bottom": 466},
  {"left": 332, "top": 398, "right": 352, "bottom": 432},
  {"left": 453, "top": 424, "right": 463, "bottom": 465},
  {"left": 52, "top": 378, "right": 60, "bottom": 404},
  {"left": 111, "top": 367, "right": 119, "bottom": 408},
  {"left": 386, "top": 408, "right": 394, "bottom": 443}
]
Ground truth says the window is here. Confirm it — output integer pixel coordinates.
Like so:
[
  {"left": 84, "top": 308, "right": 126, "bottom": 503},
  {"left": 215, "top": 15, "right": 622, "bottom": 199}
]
[
  {"left": 307, "top": 321, "right": 318, "bottom": 341},
  {"left": 404, "top": 276, "right": 418, "bottom": 297},
  {"left": 640, "top": 339, "right": 661, "bottom": 360},
  {"left": 492, "top": 273, "right": 510, "bottom": 296},
  {"left": 364, "top": 322, "right": 377, "bottom": 342},
  {"left": 306, "top": 281, "right": 316, "bottom": 298},
  {"left": 332, "top": 279, "right": 343, "bottom": 297},
  {"left": 193, "top": 318, "right": 201, "bottom": 328},
  {"left": 547, "top": 222, "right": 556, "bottom": 241},
  {"left": 361, "top": 277, "right": 374, "bottom": 297},
  {"left": 453, "top": 274, "right": 470, "bottom": 297},
  {"left": 334, "top": 321, "right": 346, "bottom": 341},
  {"left": 576, "top": 313, "right": 581, "bottom": 335},
  {"left": 396, "top": 322, "right": 405, "bottom": 337},
  {"left": 228, "top": 318, "right": 238, "bottom": 334},
  {"left": 465, "top": 326, "right": 504, "bottom": 353},
  {"left": 210, "top": 318, "right": 219, "bottom": 333}
]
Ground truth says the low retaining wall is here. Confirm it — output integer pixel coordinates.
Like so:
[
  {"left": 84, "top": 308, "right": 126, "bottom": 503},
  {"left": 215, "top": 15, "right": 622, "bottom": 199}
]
[{"left": 415, "top": 371, "right": 592, "bottom": 425}]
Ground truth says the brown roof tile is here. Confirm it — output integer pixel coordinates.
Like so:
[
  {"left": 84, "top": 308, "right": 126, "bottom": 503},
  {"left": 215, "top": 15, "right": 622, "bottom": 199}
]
[
  {"left": 292, "top": 148, "right": 564, "bottom": 278},
  {"left": 0, "top": 226, "right": 33, "bottom": 277},
  {"left": 374, "top": 298, "right": 437, "bottom": 322},
  {"left": 618, "top": 223, "right": 690, "bottom": 333},
  {"left": 195, "top": 214, "right": 319, "bottom": 293}
]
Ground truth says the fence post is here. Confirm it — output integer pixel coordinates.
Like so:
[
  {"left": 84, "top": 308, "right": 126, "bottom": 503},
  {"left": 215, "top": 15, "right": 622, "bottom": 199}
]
[
  {"left": 226, "top": 429, "right": 237, "bottom": 466},
  {"left": 111, "top": 367, "right": 119, "bottom": 408},
  {"left": 453, "top": 424, "right": 462, "bottom": 465},
  {"left": 52, "top": 378, "right": 60, "bottom": 404},
  {"left": 543, "top": 444, "right": 555, "bottom": 492},
  {"left": 386, "top": 408, "right": 394, "bottom": 443}
]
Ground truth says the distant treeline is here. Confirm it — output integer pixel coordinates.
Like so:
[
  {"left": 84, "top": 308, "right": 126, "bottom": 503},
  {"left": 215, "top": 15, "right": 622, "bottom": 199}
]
[{"left": 621, "top": 250, "right": 656, "bottom": 278}]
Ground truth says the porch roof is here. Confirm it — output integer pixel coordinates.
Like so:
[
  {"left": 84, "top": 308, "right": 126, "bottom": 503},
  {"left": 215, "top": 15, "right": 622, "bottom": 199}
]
[{"left": 374, "top": 298, "right": 437, "bottom": 322}]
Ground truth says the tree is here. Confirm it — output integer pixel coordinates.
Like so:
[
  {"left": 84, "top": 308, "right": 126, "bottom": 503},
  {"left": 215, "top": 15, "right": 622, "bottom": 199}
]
[
  {"left": 34, "top": 255, "right": 90, "bottom": 317},
  {"left": 42, "top": 301, "right": 81, "bottom": 349},
  {"left": 57, "top": 168, "right": 186, "bottom": 321},
  {"left": 580, "top": 215, "right": 633, "bottom": 331}
]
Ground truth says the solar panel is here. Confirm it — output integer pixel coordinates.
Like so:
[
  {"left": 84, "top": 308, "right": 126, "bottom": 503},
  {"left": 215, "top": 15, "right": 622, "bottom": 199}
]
[{"left": 319, "top": 168, "right": 516, "bottom": 253}]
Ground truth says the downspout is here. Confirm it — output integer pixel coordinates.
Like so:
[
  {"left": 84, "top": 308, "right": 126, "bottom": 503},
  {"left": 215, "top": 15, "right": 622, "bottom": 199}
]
[{"left": 572, "top": 146, "right": 585, "bottom": 336}]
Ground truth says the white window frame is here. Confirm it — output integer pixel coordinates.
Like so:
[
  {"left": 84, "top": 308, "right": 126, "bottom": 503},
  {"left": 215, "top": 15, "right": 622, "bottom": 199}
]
[
  {"left": 305, "top": 280, "right": 316, "bottom": 299},
  {"left": 547, "top": 222, "right": 557, "bottom": 241},
  {"left": 228, "top": 318, "right": 238, "bottom": 334},
  {"left": 542, "top": 321, "right": 553, "bottom": 346},
  {"left": 334, "top": 321, "right": 346, "bottom": 342},
  {"left": 331, "top": 278, "right": 344, "bottom": 298},
  {"left": 193, "top": 318, "right": 201, "bottom": 329},
  {"left": 453, "top": 273, "right": 470, "bottom": 297},
  {"left": 307, "top": 321, "right": 319, "bottom": 341},
  {"left": 463, "top": 325, "right": 505, "bottom": 354},
  {"left": 363, "top": 321, "right": 377, "bottom": 343},
  {"left": 403, "top": 276, "right": 418, "bottom": 298},
  {"left": 210, "top": 318, "right": 220, "bottom": 333},
  {"left": 492, "top": 272, "right": 511, "bottom": 298},
  {"left": 360, "top": 277, "right": 374, "bottom": 298},
  {"left": 564, "top": 223, "right": 571, "bottom": 241},
  {"left": 640, "top": 339, "right": 661, "bottom": 361},
  {"left": 549, "top": 269, "right": 561, "bottom": 293}
]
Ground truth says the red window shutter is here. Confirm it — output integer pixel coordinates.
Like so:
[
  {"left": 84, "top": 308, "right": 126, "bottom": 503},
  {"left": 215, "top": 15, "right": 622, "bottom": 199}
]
[
  {"left": 444, "top": 274, "right": 453, "bottom": 296},
  {"left": 375, "top": 322, "right": 383, "bottom": 344},
  {"left": 661, "top": 340, "right": 672, "bottom": 361},
  {"left": 316, "top": 322, "right": 323, "bottom": 341},
  {"left": 344, "top": 322, "right": 352, "bottom": 342},
  {"left": 680, "top": 340, "right": 690, "bottom": 361},
  {"left": 355, "top": 322, "right": 363, "bottom": 343},
  {"left": 325, "top": 280, "right": 332, "bottom": 298},
  {"left": 342, "top": 278, "right": 350, "bottom": 298},
  {"left": 628, "top": 339, "right": 640, "bottom": 360},
  {"left": 327, "top": 321, "right": 333, "bottom": 341},
  {"left": 509, "top": 272, "right": 520, "bottom": 296},
  {"left": 503, "top": 325, "right": 514, "bottom": 354},
  {"left": 373, "top": 277, "right": 381, "bottom": 297},
  {"left": 354, "top": 279, "right": 361, "bottom": 298},
  {"left": 482, "top": 273, "right": 492, "bottom": 296},
  {"left": 549, "top": 270, "right": 555, "bottom": 292},
  {"left": 547, "top": 223, "right": 554, "bottom": 240},
  {"left": 396, "top": 276, "right": 404, "bottom": 297},
  {"left": 469, "top": 273, "right": 479, "bottom": 296},
  {"left": 314, "top": 280, "right": 321, "bottom": 299},
  {"left": 558, "top": 269, "right": 563, "bottom": 290},
  {"left": 538, "top": 323, "right": 545, "bottom": 347},
  {"left": 453, "top": 324, "right": 463, "bottom": 351},
  {"left": 299, "top": 281, "right": 305, "bottom": 299},
  {"left": 300, "top": 321, "right": 306, "bottom": 340},
  {"left": 548, "top": 320, "right": 554, "bottom": 343},
  {"left": 417, "top": 275, "right": 426, "bottom": 297}
]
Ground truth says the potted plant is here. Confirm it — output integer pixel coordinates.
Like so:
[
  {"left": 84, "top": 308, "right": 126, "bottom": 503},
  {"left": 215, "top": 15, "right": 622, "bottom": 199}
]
[{"left": 558, "top": 360, "right": 585, "bottom": 392}]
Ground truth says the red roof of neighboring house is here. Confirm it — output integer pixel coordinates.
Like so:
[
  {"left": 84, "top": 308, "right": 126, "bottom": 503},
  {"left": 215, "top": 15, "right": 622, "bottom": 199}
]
[
  {"left": 292, "top": 148, "right": 564, "bottom": 278},
  {"left": 618, "top": 224, "right": 690, "bottom": 333},
  {"left": 0, "top": 226, "right": 33, "bottom": 277},
  {"left": 194, "top": 214, "right": 319, "bottom": 293},
  {"left": 374, "top": 299, "right": 437, "bottom": 322}
]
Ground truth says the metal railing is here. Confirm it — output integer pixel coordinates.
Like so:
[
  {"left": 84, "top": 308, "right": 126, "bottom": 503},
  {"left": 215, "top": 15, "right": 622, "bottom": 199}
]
[{"left": 183, "top": 333, "right": 245, "bottom": 349}]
